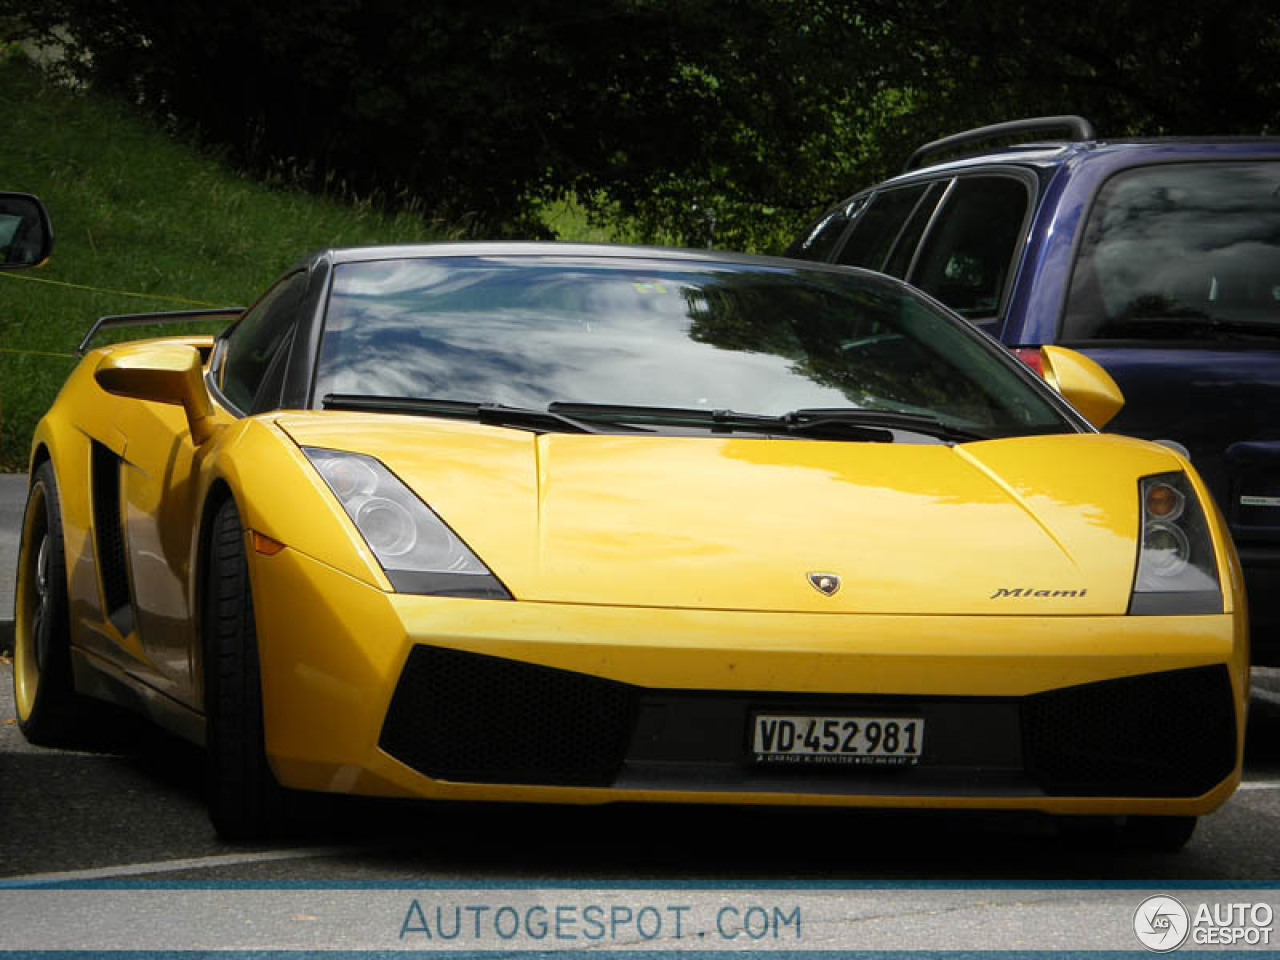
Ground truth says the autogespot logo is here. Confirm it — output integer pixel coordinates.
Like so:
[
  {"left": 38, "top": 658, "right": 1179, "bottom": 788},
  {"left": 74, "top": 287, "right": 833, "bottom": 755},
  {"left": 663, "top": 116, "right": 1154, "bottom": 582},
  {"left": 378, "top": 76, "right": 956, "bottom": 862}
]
[{"left": 1134, "top": 895, "right": 1190, "bottom": 952}]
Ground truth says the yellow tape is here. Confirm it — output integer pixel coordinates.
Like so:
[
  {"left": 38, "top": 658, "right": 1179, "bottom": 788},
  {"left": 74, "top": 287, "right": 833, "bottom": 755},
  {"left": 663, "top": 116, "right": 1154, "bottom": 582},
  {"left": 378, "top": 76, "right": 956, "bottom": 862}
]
[
  {"left": 0, "top": 347, "right": 77, "bottom": 359},
  {"left": 0, "top": 271, "right": 219, "bottom": 307}
]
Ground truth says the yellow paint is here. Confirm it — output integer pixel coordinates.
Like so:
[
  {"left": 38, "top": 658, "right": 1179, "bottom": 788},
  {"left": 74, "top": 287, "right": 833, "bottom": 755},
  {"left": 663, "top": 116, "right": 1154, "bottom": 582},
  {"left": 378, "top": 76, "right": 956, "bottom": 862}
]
[
  {"left": 1041, "top": 345, "right": 1126, "bottom": 429},
  {"left": 278, "top": 415, "right": 1185, "bottom": 616}
]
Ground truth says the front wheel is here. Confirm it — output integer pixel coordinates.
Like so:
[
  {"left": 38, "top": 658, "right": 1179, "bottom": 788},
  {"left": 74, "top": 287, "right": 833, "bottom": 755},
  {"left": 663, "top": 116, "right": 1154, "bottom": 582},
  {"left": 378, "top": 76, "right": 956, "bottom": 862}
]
[
  {"left": 203, "top": 497, "right": 285, "bottom": 840},
  {"left": 1123, "top": 815, "right": 1197, "bottom": 852},
  {"left": 1056, "top": 813, "right": 1197, "bottom": 852},
  {"left": 13, "top": 461, "right": 82, "bottom": 746}
]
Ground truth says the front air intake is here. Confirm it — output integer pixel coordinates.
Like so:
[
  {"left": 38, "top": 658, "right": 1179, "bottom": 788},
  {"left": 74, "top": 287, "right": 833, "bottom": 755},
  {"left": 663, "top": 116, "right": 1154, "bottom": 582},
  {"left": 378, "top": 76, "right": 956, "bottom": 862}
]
[
  {"left": 379, "top": 645, "right": 640, "bottom": 786},
  {"left": 1022, "top": 665, "right": 1236, "bottom": 797}
]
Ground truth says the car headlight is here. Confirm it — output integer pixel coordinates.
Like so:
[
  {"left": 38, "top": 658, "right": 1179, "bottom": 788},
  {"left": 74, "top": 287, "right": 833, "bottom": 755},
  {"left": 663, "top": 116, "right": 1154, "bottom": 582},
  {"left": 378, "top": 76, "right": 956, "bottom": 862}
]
[
  {"left": 302, "top": 447, "right": 511, "bottom": 599},
  {"left": 1130, "top": 472, "right": 1222, "bottom": 615}
]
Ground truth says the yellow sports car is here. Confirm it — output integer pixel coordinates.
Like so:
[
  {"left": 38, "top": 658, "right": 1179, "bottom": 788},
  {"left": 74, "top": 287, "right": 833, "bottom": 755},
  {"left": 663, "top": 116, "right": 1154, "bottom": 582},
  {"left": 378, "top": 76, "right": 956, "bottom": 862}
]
[{"left": 13, "top": 245, "right": 1247, "bottom": 848}]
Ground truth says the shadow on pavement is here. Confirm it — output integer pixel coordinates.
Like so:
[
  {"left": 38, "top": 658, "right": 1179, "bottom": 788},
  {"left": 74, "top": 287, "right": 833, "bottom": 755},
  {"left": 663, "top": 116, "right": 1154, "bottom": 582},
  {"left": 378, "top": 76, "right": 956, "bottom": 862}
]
[{"left": 4, "top": 685, "right": 1278, "bottom": 882}]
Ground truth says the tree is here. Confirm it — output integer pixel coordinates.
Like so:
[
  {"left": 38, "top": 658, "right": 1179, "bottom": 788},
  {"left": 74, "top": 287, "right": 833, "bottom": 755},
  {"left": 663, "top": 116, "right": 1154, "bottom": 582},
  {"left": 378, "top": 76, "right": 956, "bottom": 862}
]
[{"left": 19, "top": 2, "right": 1280, "bottom": 251}]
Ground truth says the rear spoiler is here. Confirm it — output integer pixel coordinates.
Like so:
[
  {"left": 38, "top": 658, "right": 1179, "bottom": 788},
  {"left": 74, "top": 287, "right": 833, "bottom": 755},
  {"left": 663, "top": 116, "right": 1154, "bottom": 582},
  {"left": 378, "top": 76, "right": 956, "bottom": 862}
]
[{"left": 78, "top": 307, "right": 245, "bottom": 356}]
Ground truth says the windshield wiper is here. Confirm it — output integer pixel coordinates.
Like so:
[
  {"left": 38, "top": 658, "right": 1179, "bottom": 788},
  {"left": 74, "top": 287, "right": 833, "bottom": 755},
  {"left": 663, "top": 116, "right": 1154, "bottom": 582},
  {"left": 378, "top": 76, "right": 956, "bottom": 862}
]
[
  {"left": 547, "top": 401, "right": 781, "bottom": 432},
  {"left": 331, "top": 396, "right": 994, "bottom": 442},
  {"left": 783, "top": 408, "right": 993, "bottom": 442},
  {"left": 549, "top": 402, "right": 983, "bottom": 442},
  {"left": 1196, "top": 318, "right": 1280, "bottom": 339},
  {"left": 1103, "top": 315, "right": 1280, "bottom": 341},
  {"left": 323, "top": 394, "right": 602, "bottom": 434}
]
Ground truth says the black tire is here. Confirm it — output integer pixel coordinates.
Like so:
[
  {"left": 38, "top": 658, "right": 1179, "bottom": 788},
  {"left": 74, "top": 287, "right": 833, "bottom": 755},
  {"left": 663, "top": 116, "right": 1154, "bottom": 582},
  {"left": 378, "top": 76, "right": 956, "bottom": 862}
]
[
  {"left": 13, "top": 461, "right": 83, "bottom": 745},
  {"left": 203, "top": 497, "right": 285, "bottom": 841},
  {"left": 1123, "top": 815, "right": 1197, "bottom": 852}
]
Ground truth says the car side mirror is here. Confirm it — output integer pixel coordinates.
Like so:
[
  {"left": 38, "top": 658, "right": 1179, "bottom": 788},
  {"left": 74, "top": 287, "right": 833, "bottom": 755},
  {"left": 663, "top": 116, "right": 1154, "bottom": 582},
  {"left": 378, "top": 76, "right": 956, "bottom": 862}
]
[
  {"left": 1039, "top": 345, "right": 1124, "bottom": 430},
  {"left": 95, "top": 342, "right": 220, "bottom": 445},
  {"left": 0, "top": 192, "right": 54, "bottom": 269}
]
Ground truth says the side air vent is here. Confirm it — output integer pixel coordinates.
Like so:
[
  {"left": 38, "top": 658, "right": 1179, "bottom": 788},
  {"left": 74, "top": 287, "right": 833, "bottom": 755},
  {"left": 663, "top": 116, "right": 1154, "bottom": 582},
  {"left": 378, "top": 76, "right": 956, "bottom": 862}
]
[{"left": 91, "top": 441, "right": 134, "bottom": 636}]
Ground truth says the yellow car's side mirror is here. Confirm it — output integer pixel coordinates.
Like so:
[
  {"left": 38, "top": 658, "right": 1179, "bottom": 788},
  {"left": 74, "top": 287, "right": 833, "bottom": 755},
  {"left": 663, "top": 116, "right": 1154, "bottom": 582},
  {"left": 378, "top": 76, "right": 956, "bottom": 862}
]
[
  {"left": 1038, "top": 345, "right": 1125, "bottom": 430},
  {"left": 95, "top": 342, "right": 220, "bottom": 444},
  {"left": 0, "top": 192, "right": 53, "bottom": 269}
]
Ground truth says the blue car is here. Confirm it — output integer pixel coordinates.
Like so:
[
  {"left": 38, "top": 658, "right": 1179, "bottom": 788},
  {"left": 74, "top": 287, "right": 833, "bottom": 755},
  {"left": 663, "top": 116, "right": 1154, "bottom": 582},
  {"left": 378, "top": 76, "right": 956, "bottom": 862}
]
[{"left": 787, "top": 117, "right": 1279, "bottom": 662}]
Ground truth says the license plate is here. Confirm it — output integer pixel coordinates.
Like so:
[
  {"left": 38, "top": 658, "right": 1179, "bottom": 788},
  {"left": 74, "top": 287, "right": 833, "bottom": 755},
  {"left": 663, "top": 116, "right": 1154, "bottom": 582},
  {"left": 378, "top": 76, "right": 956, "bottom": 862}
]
[{"left": 752, "top": 714, "right": 924, "bottom": 766}]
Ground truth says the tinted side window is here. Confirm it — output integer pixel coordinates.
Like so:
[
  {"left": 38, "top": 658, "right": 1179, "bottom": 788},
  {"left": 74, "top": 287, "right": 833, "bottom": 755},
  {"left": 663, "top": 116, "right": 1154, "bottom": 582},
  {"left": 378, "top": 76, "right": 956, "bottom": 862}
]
[
  {"left": 786, "top": 196, "right": 868, "bottom": 261},
  {"left": 910, "top": 176, "right": 1030, "bottom": 318},
  {"left": 836, "top": 185, "right": 930, "bottom": 271},
  {"left": 219, "top": 271, "right": 306, "bottom": 413},
  {"left": 1063, "top": 162, "right": 1280, "bottom": 341},
  {"left": 882, "top": 181, "right": 946, "bottom": 279}
]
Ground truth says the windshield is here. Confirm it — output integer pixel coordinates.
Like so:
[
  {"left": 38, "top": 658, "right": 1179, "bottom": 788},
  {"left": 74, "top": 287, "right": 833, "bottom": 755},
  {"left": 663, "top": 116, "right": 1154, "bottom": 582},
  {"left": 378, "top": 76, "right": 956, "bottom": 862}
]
[
  {"left": 1063, "top": 161, "right": 1280, "bottom": 340},
  {"left": 314, "top": 256, "right": 1073, "bottom": 437}
]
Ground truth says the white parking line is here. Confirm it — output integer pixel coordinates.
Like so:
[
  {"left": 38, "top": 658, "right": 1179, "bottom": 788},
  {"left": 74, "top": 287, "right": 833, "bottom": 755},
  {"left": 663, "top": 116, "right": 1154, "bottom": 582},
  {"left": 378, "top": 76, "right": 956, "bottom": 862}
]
[
  {"left": 1237, "top": 780, "right": 1280, "bottom": 791},
  {"left": 1, "top": 846, "right": 357, "bottom": 885}
]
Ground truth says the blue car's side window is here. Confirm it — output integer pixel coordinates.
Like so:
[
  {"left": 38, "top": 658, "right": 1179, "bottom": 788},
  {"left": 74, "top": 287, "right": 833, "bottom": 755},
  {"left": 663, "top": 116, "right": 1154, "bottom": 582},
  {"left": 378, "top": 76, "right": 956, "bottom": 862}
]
[
  {"left": 787, "top": 196, "right": 868, "bottom": 261},
  {"left": 836, "top": 184, "right": 932, "bottom": 273},
  {"left": 908, "top": 175, "right": 1031, "bottom": 320}
]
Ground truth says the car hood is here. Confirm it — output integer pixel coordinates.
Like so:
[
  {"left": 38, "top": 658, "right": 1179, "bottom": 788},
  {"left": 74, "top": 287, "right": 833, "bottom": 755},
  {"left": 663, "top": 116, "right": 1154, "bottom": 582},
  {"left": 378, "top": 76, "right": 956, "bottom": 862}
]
[{"left": 277, "top": 414, "right": 1182, "bottom": 615}]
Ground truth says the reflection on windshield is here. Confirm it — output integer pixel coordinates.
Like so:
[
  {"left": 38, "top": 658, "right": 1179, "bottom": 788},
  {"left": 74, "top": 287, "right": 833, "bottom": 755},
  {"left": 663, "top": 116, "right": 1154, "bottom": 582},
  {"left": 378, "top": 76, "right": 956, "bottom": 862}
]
[
  {"left": 1064, "top": 162, "right": 1280, "bottom": 340},
  {"left": 315, "top": 257, "right": 1070, "bottom": 435}
]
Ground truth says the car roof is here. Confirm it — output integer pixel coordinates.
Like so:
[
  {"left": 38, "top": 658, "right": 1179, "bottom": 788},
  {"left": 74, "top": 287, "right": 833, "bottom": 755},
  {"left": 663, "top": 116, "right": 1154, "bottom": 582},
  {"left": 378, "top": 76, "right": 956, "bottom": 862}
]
[
  {"left": 877, "top": 137, "right": 1280, "bottom": 191},
  {"left": 320, "top": 242, "right": 827, "bottom": 269}
]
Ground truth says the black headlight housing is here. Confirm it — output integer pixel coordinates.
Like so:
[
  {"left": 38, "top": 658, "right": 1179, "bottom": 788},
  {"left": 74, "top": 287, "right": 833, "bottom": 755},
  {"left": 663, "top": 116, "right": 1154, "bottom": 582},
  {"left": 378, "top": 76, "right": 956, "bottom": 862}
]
[{"left": 1129, "top": 472, "right": 1223, "bottom": 615}]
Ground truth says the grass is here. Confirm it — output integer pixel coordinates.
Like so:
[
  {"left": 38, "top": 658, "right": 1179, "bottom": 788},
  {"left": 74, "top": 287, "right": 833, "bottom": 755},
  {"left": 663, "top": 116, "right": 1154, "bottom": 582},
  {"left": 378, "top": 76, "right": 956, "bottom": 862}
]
[{"left": 0, "top": 57, "right": 471, "bottom": 470}]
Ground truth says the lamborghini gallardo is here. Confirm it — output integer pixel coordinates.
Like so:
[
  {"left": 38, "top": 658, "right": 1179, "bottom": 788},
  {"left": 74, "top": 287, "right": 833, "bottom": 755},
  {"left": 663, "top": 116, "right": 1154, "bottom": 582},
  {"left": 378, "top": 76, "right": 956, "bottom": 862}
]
[{"left": 13, "top": 245, "right": 1247, "bottom": 847}]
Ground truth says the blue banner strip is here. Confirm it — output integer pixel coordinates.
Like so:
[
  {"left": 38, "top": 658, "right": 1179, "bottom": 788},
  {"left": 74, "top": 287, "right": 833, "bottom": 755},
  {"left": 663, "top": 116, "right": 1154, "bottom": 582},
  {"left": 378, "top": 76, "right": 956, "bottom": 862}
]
[
  {"left": 0, "top": 953, "right": 1265, "bottom": 959},
  {"left": 4, "top": 878, "right": 1280, "bottom": 890}
]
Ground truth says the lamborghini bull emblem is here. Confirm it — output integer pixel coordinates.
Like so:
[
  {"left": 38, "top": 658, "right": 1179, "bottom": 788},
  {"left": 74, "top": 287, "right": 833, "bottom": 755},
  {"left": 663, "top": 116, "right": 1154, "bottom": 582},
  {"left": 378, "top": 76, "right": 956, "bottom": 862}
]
[{"left": 808, "top": 572, "right": 841, "bottom": 596}]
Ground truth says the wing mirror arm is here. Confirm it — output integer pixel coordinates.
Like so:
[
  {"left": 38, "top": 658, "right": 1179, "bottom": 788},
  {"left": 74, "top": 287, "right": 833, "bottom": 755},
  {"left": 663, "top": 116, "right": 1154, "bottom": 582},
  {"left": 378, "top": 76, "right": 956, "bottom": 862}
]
[{"left": 94, "top": 343, "right": 222, "bottom": 445}]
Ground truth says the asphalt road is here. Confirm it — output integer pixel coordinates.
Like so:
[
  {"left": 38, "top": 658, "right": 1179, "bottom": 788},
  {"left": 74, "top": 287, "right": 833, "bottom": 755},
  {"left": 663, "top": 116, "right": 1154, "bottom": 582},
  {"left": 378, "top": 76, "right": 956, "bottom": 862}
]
[
  {"left": 0, "top": 473, "right": 25, "bottom": 652},
  {"left": 3, "top": 654, "right": 1280, "bottom": 884}
]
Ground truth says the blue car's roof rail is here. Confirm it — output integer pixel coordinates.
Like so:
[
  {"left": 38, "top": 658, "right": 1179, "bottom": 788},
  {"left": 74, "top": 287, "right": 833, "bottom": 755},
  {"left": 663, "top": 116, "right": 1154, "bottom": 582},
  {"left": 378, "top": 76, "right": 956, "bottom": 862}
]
[{"left": 903, "top": 115, "right": 1097, "bottom": 172}]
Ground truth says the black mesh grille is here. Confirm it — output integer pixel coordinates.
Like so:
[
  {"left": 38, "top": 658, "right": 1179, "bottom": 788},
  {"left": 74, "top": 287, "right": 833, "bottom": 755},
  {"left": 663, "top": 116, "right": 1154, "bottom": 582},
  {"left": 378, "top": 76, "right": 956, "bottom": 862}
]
[
  {"left": 1023, "top": 665, "right": 1236, "bottom": 797},
  {"left": 91, "top": 441, "right": 132, "bottom": 633},
  {"left": 379, "top": 645, "right": 641, "bottom": 786}
]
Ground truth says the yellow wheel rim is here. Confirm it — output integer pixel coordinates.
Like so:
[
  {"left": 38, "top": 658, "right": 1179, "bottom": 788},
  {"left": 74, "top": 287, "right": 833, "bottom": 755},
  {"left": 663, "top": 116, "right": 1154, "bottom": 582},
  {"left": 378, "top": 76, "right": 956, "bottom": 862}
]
[{"left": 13, "top": 483, "right": 49, "bottom": 722}]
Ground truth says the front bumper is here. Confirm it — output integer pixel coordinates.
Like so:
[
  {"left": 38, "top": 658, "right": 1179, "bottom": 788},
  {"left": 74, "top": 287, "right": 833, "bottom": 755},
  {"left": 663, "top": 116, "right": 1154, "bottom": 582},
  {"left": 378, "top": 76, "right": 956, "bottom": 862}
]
[{"left": 250, "top": 547, "right": 1248, "bottom": 816}]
